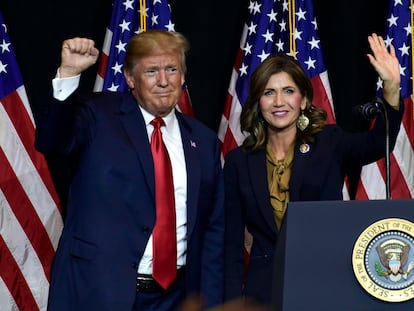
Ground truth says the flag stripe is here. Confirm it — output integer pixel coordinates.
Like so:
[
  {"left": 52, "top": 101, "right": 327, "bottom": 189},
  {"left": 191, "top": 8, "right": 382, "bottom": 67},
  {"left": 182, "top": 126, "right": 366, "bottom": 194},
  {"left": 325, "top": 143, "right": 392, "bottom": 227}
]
[
  {"left": 357, "top": 162, "right": 385, "bottom": 199},
  {"left": 310, "top": 72, "right": 335, "bottom": 124},
  {"left": 0, "top": 189, "right": 51, "bottom": 310},
  {"left": 355, "top": 178, "right": 369, "bottom": 200},
  {"left": 0, "top": 102, "right": 63, "bottom": 247},
  {"left": 401, "top": 98, "right": 414, "bottom": 148},
  {"left": 373, "top": 104, "right": 414, "bottom": 199},
  {"left": 391, "top": 116, "right": 414, "bottom": 197},
  {"left": 177, "top": 86, "right": 194, "bottom": 116},
  {"left": 0, "top": 277, "right": 19, "bottom": 311},
  {"left": 1, "top": 88, "right": 61, "bottom": 208},
  {"left": 218, "top": 24, "right": 247, "bottom": 156},
  {"left": 0, "top": 148, "right": 56, "bottom": 278},
  {"left": 0, "top": 235, "right": 40, "bottom": 310},
  {"left": 94, "top": 29, "right": 112, "bottom": 92}
]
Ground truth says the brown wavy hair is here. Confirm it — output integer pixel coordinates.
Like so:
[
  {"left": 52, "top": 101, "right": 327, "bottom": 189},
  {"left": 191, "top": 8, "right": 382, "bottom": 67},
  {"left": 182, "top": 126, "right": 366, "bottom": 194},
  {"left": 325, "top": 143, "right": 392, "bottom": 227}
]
[{"left": 240, "top": 54, "right": 327, "bottom": 151}]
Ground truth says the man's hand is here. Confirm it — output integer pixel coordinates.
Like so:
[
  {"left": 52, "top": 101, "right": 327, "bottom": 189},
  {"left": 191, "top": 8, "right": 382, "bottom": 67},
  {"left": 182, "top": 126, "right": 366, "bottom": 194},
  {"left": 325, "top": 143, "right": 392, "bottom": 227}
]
[{"left": 59, "top": 37, "right": 99, "bottom": 78}]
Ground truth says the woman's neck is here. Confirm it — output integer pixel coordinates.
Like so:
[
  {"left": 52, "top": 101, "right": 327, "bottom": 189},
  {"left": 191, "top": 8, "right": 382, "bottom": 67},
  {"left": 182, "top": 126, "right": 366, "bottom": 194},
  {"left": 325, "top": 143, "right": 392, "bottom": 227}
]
[{"left": 267, "top": 130, "right": 296, "bottom": 161}]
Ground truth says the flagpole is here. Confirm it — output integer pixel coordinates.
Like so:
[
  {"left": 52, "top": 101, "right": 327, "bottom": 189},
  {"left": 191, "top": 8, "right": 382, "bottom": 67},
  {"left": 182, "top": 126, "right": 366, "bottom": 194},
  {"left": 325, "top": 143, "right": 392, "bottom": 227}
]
[
  {"left": 288, "top": 0, "right": 297, "bottom": 56},
  {"left": 140, "top": 0, "right": 147, "bottom": 32}
]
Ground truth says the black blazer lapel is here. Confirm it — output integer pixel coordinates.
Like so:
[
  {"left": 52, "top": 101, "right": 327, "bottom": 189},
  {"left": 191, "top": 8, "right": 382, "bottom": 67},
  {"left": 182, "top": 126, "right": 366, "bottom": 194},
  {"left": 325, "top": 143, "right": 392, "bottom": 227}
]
[
  {"left": 290, "top": 141, "right": 312, "bottom": 201},
  {"left": 248, "top": 149, "right": 278, "bottom": 235}
]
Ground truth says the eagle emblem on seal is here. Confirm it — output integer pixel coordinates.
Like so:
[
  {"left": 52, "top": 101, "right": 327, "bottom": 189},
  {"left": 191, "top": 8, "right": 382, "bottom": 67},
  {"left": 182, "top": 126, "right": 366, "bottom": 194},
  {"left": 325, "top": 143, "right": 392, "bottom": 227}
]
[{"left": 375, "top": 238, "right": 414, "bottom": 282}]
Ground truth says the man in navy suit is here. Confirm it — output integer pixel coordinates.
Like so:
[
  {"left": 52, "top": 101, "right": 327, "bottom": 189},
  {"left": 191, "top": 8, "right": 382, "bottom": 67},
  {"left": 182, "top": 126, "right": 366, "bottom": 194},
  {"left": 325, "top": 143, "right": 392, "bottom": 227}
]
[{"left": 35, "top": 30, "right": 224, "bottom": 310}]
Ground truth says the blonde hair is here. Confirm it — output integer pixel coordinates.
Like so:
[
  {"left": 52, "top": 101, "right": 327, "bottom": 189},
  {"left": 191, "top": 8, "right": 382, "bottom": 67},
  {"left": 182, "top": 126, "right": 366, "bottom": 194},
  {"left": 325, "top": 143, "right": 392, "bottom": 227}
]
[{"left": 124, "top": 30, "right": 190, "bottom": 74}]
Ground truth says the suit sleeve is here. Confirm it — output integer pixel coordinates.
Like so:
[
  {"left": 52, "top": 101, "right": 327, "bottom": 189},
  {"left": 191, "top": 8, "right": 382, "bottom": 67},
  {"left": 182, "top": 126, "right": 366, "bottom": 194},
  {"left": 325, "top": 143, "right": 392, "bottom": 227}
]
[{"left": 35, "top": 90, "right": 93, "bottom": 155}]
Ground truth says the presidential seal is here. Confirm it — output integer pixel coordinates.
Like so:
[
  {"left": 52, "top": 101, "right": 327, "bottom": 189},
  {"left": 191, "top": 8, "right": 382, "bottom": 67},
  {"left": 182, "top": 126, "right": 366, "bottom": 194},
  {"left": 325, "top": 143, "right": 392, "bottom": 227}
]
[{"left": 352, "top": 218, "right": 414, "bottom": 302}]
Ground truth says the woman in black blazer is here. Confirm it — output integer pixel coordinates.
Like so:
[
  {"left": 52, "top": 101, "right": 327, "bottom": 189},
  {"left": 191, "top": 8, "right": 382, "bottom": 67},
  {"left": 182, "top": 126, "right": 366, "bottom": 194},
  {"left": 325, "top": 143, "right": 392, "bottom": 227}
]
[{"left": 223, "top": 33, "right": 404, "bottom": 307}]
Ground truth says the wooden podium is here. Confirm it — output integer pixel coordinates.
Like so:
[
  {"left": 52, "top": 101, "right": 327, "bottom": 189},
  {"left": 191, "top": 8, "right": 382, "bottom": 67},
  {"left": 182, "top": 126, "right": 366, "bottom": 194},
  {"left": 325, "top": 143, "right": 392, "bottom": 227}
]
[{"left": 272, "top": 199, "right": 414, "bottom": 311}]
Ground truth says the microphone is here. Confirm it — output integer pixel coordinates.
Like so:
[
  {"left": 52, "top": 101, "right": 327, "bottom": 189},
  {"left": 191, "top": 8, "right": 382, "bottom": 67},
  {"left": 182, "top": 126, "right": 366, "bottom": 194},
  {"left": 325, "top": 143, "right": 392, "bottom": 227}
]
[
  {"left": 352, "top": 99, "right": 382, "bottom": 120},
  {"left": 352, "top": 96, "right": 392, "bottom": 199}
]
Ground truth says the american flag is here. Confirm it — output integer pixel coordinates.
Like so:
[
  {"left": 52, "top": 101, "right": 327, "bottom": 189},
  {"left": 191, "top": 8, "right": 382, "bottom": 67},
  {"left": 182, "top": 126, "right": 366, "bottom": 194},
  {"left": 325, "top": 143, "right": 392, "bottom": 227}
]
[
  {"left": 355, "top": 0, "right": 414, "bottom": 199},
  {"left": 218, "top": 0, "right": 335, "bottom": 158},
  {"left": 94, "top": 0, "right": 193, "bottom": 116},
  {"left": 0, "top": 11, "right": 63, "bottom": 311}
]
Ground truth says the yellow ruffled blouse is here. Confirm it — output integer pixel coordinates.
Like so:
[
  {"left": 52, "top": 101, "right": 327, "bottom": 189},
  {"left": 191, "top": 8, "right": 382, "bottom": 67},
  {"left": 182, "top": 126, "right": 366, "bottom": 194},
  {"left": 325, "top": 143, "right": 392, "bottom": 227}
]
[{"left": 266, "top": 144, "right": 294, "bottom": 229}]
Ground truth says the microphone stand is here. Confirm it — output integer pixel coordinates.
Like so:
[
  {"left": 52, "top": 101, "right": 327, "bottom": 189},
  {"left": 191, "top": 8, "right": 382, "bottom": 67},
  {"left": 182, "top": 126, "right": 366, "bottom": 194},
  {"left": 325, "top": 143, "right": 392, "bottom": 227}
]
[{"left": 384, "top": 104, "right": 391, "bottom": 200}]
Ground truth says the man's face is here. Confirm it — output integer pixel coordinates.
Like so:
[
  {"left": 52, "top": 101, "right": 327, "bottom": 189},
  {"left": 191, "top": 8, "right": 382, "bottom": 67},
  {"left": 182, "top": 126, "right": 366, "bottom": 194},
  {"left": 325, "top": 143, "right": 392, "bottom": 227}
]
[{"left": 124, "top": 52, "right": 185, "bottom": 117}]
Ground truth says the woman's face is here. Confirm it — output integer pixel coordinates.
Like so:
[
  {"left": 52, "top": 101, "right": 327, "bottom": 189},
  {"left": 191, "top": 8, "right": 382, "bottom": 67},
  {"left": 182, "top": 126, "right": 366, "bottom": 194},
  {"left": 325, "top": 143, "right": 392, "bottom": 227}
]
[{"left": 259, "top": 71, "right": 307, "bottom": 133}]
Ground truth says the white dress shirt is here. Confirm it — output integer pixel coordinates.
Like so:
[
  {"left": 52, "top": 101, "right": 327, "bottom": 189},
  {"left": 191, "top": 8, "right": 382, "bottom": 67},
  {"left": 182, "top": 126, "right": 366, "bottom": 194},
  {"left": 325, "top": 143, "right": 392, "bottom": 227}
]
[{"left": 138, "top": 107, "right": 187, "bottom": 274}]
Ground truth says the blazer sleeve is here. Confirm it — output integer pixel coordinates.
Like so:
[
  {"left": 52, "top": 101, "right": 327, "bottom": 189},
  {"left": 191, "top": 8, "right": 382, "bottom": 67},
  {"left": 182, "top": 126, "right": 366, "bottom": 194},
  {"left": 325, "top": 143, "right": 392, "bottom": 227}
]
[
  {"left": 223, "top": 149, "right": 247, "bottom": 301},
  {"left": 200, "top": 137, "right": 225, "bottom": 308},
  {"left": 341, "top": 96, "right": 404, "bottom": 168}
]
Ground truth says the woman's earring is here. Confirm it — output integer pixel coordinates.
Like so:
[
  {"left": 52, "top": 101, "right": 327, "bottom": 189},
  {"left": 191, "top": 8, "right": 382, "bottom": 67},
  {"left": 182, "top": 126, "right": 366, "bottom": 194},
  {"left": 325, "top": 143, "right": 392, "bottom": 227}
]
[{"left": 297, "top": 110, "right": 309, "bottom": 131}]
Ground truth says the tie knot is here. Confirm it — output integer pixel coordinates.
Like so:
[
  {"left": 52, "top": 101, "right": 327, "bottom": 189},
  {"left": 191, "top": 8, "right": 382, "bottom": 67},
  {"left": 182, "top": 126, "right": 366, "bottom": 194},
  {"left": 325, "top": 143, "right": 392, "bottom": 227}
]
[{"left": 150, "top": 117, "right": 165, "bottom": 129}]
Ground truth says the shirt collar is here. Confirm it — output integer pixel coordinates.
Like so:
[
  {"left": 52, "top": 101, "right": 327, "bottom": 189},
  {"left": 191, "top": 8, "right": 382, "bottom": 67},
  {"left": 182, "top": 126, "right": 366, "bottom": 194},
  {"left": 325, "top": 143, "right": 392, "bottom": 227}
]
[{"left": 139, "top": 106, "right": 177, "bottom": 132}]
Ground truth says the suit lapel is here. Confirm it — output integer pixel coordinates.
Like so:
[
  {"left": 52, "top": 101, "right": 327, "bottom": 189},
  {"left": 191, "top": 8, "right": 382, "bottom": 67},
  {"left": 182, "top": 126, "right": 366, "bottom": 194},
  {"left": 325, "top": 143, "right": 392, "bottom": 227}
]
[
  {"left": 117, "top": 93, "right": 155, "bottom": 198},
  {"left": 247, "top": 150, "right": 278, "bottom": 235},
  {"left": 176, "top": 113, "right": 200, "bottom": 239},
  {"left": 117, "top": 100, "right": 201, "bottom": 238}
]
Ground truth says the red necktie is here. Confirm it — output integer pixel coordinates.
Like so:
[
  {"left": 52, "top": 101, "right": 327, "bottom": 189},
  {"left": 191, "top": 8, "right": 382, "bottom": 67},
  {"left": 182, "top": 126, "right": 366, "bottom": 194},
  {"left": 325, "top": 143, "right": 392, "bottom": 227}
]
[{"left": 150, "top": 117, "right": 177, "bottom": 290}]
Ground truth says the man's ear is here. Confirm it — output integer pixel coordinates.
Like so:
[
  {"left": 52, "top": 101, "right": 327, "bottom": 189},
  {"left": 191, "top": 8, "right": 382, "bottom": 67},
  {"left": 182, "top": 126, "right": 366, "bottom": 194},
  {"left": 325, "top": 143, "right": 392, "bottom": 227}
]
[{"left": 124, "top": 70, "right": 134, "bottom": 89}]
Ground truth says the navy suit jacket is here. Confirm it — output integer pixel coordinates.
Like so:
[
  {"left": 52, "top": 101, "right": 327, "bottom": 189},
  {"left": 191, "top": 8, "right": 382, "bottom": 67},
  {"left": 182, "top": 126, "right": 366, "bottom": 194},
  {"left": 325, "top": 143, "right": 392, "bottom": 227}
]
[
  {"left": 223, "top": 101, "right": 404, "bottom": 305},
  {"left": 35, "top": 91, "right": 224, "bottom": 310}
]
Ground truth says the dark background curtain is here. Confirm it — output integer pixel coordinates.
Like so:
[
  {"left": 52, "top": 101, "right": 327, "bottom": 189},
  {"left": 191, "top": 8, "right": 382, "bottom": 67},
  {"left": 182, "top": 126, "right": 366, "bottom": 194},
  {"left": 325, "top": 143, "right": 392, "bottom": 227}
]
[{"left": 0, "top": 0, "right": 389, "bottom": 204}]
